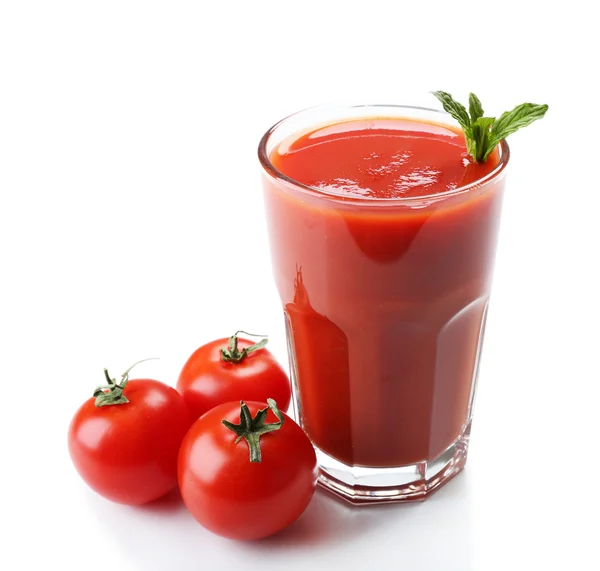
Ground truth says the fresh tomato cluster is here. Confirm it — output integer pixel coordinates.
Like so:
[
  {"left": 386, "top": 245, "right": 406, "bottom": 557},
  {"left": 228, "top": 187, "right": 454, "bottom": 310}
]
[{"left": 68, "top": 332, "right": 318, "bottom": 540}]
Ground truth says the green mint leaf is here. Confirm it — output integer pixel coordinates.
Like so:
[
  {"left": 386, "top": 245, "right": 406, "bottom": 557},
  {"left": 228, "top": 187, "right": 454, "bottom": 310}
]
[
  {"left": 432, "top": 91, "right": 548, "bottom": 163},
  {"left": 465, "top": 136, "right": 477, "bottom": 160},
  {"left": 431, "top": 91, "right": 472, "bottom": 134},
  {"left": 489, "top": 102, "right": 549, "bottom": 146},
  {"left": 471, "top": 117, "right": 495, "bottom": 163},
  {"left": 468, "top": 93, "right": 484, "bottom": 123}
]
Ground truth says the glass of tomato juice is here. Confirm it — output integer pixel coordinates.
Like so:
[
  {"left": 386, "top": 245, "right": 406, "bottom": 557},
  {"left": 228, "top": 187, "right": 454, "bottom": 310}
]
[{"left": 258, "top": 104, "right": 508, "bottom": 503}]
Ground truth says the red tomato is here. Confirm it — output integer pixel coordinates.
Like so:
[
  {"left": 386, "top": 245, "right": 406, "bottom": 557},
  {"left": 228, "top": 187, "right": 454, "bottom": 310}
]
[
  {"left": 178, "top": 399, "right": 318, "bottom": 540},
  {"left": 68, "top": 364, "right": 192, "bottom": 505},
  {"left": 177, "top": 331, "right": 291, "bottom": 420}
]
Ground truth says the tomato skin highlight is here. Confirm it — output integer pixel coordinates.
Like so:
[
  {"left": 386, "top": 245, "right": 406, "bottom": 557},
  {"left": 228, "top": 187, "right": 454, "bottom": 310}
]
[
  {"left": 68, "top": 379, "right": 192, "bottom": 505},
  {"left": 178, "top": 401, "right": 318, "bottom": 540},
  {"left": 177, "top": 337, "right": 292, "bottom": 420}
]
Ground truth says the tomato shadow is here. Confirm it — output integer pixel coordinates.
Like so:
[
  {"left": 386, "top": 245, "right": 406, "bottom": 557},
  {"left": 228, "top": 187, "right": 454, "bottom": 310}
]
[
  {"left": 241, "top": 488, "right": 407, "bottom": 547},
  {"left": 90, "top": 470, "right": 474, "bottom": 570},
  {"left": 239, "top": 471, "right": 472, "bottom": 552},
  {"left": 133, "top": 487, "right": 187, "bottom": 514}
]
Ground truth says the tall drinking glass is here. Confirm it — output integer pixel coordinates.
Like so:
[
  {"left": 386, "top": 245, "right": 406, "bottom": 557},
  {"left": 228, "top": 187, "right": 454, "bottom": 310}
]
[{"left": 259, "top": 104, "right": 509, "bottom": 503}]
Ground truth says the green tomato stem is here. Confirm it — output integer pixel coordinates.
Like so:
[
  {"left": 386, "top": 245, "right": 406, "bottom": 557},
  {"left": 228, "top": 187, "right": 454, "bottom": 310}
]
[
  {"left": 220, "top": 331, "right": 269, "bottom": 364},
  {"left": 92, "top": 358, "right": 158, "bottom": 408},
  {"left": 222, "top": 399, "right": 284, "bottom": 463}
]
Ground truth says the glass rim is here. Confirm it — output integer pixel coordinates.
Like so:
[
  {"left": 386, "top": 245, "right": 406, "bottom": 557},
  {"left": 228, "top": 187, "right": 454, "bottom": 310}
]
[{"left": 258, "top": 103, "right": 510, "bottom": 205}]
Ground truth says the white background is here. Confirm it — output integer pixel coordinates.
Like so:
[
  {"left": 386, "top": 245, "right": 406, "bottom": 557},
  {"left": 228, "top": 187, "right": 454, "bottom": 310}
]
[{"left": 1, "top": 1, "right": 598, "bottom": 570}]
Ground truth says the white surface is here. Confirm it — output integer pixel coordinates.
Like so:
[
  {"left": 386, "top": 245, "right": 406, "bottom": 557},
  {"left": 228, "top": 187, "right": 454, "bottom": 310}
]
[{"left": 1, "top": 1, "right": 598, "bottom": 570}]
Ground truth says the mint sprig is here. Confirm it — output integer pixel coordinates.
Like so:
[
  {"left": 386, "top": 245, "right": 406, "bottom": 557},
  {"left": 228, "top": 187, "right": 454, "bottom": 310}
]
[{"left": 431, "top": 91, "right": 548, "bottom": 163}]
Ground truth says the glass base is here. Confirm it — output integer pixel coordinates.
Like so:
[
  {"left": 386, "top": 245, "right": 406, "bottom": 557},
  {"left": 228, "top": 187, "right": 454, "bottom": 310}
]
[{"left": 316, "top": 420, "right": 471, "bottom": 505}]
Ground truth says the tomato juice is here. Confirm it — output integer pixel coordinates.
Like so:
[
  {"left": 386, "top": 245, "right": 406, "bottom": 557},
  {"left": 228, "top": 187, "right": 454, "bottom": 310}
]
[{"left": 260, "top": 106, "right": 508, "bottom": 484}]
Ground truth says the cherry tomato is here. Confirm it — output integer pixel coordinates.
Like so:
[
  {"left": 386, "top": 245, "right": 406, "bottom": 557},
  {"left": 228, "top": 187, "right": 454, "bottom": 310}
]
[
  {"left": 177, "top": 331, "right": 291, "bottom": 420},
  {"left": 68, "top": 362, "right": 192, "bottom": 505},
  {"left": 178, "top": 399, "right": 317, "bottom": 540}
]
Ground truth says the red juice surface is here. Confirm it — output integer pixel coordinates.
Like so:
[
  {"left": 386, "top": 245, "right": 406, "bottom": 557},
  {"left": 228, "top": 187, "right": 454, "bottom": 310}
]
[{"left": 263, "top": 117, "right": 504, "bottom": 468}]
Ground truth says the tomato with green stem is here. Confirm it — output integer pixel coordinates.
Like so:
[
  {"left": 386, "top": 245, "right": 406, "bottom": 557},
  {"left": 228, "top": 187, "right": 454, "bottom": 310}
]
[
  {"left": 178, "top": 399, "right": 318, "bottom": 540},
  {"left": 68, "top": 361, "right": 192, "bottom": 505},
  {"left": 177, "top": 331, "right": 291, "bottom": 420}
]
